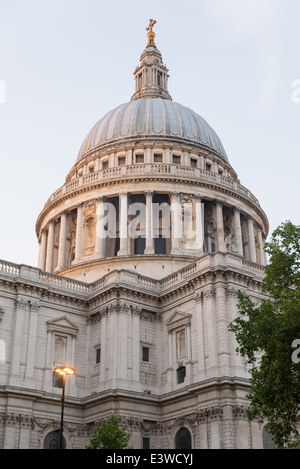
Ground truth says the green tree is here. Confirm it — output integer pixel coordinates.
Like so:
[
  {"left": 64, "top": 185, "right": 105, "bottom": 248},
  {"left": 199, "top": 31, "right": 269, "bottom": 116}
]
[
  {"left": 85, "top": 414, "right": 132, "bottom": 449},
  {"left": 228, "top": 221, "right": 300, "bottom": 448}
]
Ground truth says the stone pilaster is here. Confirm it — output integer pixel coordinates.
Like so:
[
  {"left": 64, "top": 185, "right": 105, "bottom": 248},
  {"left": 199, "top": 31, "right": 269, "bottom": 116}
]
[
  {"left": 56, "top": 210, "right": 68, "bottom": 270},
  {"left": 247, "top": 217, "right": 257, "bottom": 263},
  {"left": 234, "top": 208, "right": 243, "bottom": 256},
  {"left": 118, "top": 193, "right": 128, "bottom": 256},
  {"left": 74, "top": 203, "right": 84, "bottom": 262},
  {"left": 216, "top": 201, "right": 225, "bottom": 252},
  {"left": 144, "top": 191, "right": 155, "bottom": 254},
  {"left": 45, "top": 220, "right": 54, "bottom": 272}
]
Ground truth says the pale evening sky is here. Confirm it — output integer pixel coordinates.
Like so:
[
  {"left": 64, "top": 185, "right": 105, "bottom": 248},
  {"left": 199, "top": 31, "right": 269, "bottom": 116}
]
[{"left": 0, "top": 0, "right": 299, "bottom": 266}]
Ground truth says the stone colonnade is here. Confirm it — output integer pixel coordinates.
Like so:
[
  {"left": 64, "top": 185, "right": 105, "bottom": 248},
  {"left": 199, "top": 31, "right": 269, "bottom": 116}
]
[{"left": 38, "top": 192, "right": 267, "bottom": 272}]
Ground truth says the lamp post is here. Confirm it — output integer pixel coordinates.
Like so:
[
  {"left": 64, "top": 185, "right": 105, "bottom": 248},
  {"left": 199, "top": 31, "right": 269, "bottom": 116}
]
[{"left": 54, "top": 366, "right": 75, "bottom": 449}]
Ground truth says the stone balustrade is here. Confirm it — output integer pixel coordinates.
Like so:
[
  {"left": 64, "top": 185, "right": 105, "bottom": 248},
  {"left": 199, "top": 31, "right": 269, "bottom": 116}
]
[
  {"left": 0, "top": 253, "right": 265, "bottom": 301},
  {"left": 44, "top": 163, "right": 261, "bottom": 209}
]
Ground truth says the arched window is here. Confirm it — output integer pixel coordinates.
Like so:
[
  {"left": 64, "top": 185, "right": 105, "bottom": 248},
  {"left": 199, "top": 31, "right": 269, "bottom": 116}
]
[
  {"left": 176, "top": 330, "right": 186, "bottom": 359},
  {"left": 175, "top": 428, "right": 192, "bottom": 449},
  {"left": 43, "top": 431, "right": 66, "bottom": 449}
]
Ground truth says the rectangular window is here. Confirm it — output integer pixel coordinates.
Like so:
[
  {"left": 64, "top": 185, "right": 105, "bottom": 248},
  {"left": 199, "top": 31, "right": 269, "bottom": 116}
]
[
  {"left": 191, "top": 158, "right": 197, "bottom": 168},
  {"left": 135, "top": 154, "right": 144, "bottom": 164},
  {"left": 154, "top": 153, "right": 163, "bottom": 163},
  {"left": 142, "top": 346, "right": 150, "bottom": 362},
  {"left": 177, "top": 366, "right": 186, "bottom": 384},
  {"left": 118, "top": 157, "right": 126, "bottom": 166},
  {"left": 102, "top": 161, "right": 108, "bottom": 170},
  {"left": 143, "top": 437, "right": 150, "bottom": 449},
  {"left": 52, "top": 371, "right": 64, "bottom": 388},
  {"left": 211, "top": 242, "right": 216, "bottom": 253},
  {"left": 173, "top": 155, "right": 181, "bottom": 165},
  {"left": 96, "top": 347, "right": 101, "bottom": 364},
  {"left": 157, "top": 72, "right": 162, "bottom": 86}
]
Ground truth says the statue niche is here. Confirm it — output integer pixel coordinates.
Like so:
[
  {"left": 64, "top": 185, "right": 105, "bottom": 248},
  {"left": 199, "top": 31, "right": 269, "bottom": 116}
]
[{"left": 82, "top": 204, "right": 96, "bottom": 257}]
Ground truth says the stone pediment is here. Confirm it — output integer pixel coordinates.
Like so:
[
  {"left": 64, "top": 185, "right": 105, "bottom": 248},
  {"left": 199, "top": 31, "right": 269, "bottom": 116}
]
[
  {"left": 46, "top": 316, "right": 79, "bottom": 336},
  {"left": 166, "top": 310, "right": 191, "bottom": 330}
]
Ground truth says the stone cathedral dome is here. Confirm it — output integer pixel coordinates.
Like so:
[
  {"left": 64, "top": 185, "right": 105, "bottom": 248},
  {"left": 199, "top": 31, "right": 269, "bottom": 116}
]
[
  {"left": 76, "top": 98, "right": 228, "bottom": 163},
  {"left": 36, "top": 20, "right": 268, "bottom": 283}
]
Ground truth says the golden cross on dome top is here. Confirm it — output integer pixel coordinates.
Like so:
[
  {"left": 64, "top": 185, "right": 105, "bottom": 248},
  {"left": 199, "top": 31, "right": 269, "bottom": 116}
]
[{"left": 146, "top": 19, "right": 157, "bottom": 47}]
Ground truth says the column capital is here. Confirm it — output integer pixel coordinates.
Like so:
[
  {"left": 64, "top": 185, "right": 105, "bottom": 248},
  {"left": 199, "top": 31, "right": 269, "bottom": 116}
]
[
  {"left": 95, "top": 196, "right": 106, "bottom": 204},
  {"left": 145, "top": 190, "right": 154, "bottom": 197}
]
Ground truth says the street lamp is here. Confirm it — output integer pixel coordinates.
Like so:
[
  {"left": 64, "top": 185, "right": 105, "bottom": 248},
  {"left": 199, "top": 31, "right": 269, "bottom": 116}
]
[{"left": 54, "top": 366, "right": 75, "bottom": 449}]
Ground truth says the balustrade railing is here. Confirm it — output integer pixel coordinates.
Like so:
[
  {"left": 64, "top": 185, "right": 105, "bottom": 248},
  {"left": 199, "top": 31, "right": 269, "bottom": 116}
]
[{"left": 44, "top": 163, "right": 261, "bottom": 208}]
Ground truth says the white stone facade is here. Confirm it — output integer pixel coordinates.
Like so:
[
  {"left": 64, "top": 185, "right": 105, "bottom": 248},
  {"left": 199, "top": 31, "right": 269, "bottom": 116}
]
[{"left": 0, "top": 24, "right": 270, "bottom": 449}]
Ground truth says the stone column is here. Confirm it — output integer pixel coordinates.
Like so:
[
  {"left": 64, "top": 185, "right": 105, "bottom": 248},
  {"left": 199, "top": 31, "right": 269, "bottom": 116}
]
[
  {"left": 257, "top": 227, "right": 265, "bottom": 266},
  {"left": 95, "top": 197, "right": 105, "bottom": 258},
  {"left": 144, "top": 191, "right": 154, "bottom": 254},
  {"left": 195, "top": 195, "right": 204, "bottom": 253},
  {"left": 216, "top": 201, "right": 225, "bottom": 252},
  {"left": 38, "top": 229, "right": 47, "bottom": 270},
  {"left": 170, "top": 192, "right": 181, "bottom": 255},
  {"left": 74, "top": 203, "right": 83, "bottom": 262},
  {"left": 45, "top": 220, "right": 54, "bottom": 272},
  {"left": 118, "top": 192, "right": 128, "bottom": 256},
  {"left": 247, "top": 217, "right": 257, "bottom": 263},
  {"left": 234, "top": 208, "right": 243, "bottom": 256},
  {"left": 56, "top": 210, "right": 68, "bottom": 270}
]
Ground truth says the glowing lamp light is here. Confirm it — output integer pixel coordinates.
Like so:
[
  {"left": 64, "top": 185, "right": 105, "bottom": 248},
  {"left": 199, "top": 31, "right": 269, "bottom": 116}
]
[{"left": 54, "top": 366, "right": 75, "bottom": 376}]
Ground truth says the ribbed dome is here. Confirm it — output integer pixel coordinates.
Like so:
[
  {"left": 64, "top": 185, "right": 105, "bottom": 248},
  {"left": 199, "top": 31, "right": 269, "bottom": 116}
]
[{"left": 77, "top": 98, "right": 228, "bottom": 162}]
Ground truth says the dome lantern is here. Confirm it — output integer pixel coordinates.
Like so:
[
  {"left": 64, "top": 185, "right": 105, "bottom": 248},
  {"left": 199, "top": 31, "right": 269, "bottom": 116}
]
[{"left": 131, "top": 19, "right": 172, "bottom": 101}]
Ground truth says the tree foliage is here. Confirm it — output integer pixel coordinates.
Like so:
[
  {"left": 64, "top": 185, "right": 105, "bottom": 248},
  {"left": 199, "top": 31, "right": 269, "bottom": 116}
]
[
  {"left": 228, "top": 221, "right": 300, "bottom": 448},
  {"left": 85, "top": 414, "right": 132, "bottom": 449}
]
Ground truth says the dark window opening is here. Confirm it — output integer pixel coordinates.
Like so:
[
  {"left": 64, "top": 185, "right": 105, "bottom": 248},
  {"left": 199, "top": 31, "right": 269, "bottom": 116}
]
[
  {"left": 155, "top": 236, "right": 166, "bottom": 254},
  {"left": 96, "top": 347, "right": 101, "bottom": 364},
  {"left": 134, "top": 236, "right": 145, "bottom": 255},
  {"left": 143, "top": 437, "right": 150, "bottom": 449},
  {"left": 157, "top": 72, "right": 162, "bottom": 86},
  {"left": 114, "top": 238, "right": 120, "bottom": 256},
  {"left": 135, "top": 154, "right": 144, "bottom": 164},
  {"left": 175, "top": 428, "right": 191, "bottom": 449},
  {"left": 142, "top": 346, "right": 150, "bottom": 362},
  {"left": 177, "top": 366, "right": 186, "bottom": 384}
]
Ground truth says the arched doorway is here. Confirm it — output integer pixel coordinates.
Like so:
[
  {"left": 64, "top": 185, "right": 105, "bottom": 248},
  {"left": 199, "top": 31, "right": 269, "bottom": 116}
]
[
  {"left": 175, "top": 427, "right": 192, "bottom": 449},
  {"left": 43, "top": 431, "right": 66, "bottom": 449}
]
